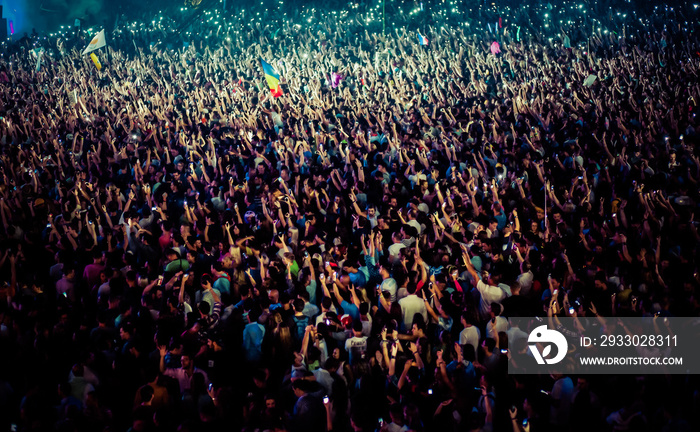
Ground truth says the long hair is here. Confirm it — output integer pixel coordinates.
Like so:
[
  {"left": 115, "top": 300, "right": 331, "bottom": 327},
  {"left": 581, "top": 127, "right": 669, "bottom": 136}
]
[
  {"left": 287, "top": 226, "right": 299, "bottom": 250},
  {"left": 272, "top": 312, "right": 293, "bottom": 353}
]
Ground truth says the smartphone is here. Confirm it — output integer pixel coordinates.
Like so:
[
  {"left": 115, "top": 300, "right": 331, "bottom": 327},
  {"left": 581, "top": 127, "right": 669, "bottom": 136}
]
[
  {"left": 501, "top": 349, "right": 508, "bottom": 354},
  {"left": 378, "top": 418, "right": 384, "bottom": 427},
  {"left": 522, "top": 419, "right": 529, "bottom": 427},
  {"left": 553, "top": 289, "right": 559, "bottom": 296},
  {"left": 208, "top": 383, "right": 213, "bottom": 391},
  {"left": 46, "top": 223, "right": 52, "bottom": 228},
  {"left": 323, "top": 395, "right": 329, "bottom": 404},
  {"left": 568, "top": 307, "right": 575, "bottom": 315},
  {"left": 428, "top": 388, "right": 433, "bottom": 395},
  {"left": 63, "top": 292, "right": 68, "bottom": 298},
  {"left": 152, "top": 206, "right": 157, "bottom": 211}
]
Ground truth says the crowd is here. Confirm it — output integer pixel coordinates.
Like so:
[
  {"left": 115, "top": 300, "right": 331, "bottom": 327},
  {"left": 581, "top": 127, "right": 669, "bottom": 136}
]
[{"left": 1, "top": 0, "right": 700, "bottom": 431}]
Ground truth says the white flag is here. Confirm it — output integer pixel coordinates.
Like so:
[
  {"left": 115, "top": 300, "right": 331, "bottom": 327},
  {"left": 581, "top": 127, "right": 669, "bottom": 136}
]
[
  {"left": 67, "top": 89, "right": 78, "bottom": 105},
  {"left": 35, "top": 49, "right": 44, "bottom": 72},
  {"left": 583, "top": 74, "right": 598, "bottom": 87},
  {"left": 82, "top": 30, "right": 106, "bottom": 55}
]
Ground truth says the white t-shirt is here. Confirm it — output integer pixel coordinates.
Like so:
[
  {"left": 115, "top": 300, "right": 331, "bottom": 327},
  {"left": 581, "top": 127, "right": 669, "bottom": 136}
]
[
  {"left": 407, "top": 219, "right": 422, "bottom": 235},
  {"left": 398, "top": 294, "right": 428, "bottom": 330},
  {"left": 388, "top": 242, "right": 406, "bottom": 263},
  {"left": 459, "top": 325, "right": 481, "bottom": 352},
  {"left": 485, "top": 316, "right": 509, "bottom": 339},
  {"left": 476, "top": 279, "right": 507, "bottom": 321},
  {"left": 344, "top": 336, "right": 368, "bottom": 363},
  {"left": 387, "top": 423, "right": 409, "bottom": 432}
]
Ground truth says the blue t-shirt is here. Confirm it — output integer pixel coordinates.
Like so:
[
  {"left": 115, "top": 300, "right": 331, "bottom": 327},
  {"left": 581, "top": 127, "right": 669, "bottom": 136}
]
[
  {"left": 306, "top": 280, "right": 318, "bottom": 306},
  {"left": 243, "top": 322, "right": 265, "bottom": 362},
  {"left": 341, "top": 300, "right": 360, "bottom": 322},
  {"left": 495, "top": 209, "right": 507, "bottom": 231},
  {"left": 213, "top": 277, "right": 230, "bottom": 296}
]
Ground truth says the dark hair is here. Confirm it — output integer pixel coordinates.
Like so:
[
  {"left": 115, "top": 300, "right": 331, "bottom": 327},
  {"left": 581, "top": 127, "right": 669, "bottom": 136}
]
[
  {"left": 321, "top": 297, "right": 332, "bottom": 310},
  {"left": 139, "top": 385, "right": 155, "bottom": 402},
  {"left": 359, "top": 302, "right": 369, "bottom": 315},
  {"left": 199, "top": 301, "right": 211, "bottom": 315},
  {"left": 352, "top": 320, "right": 363, "bottom": 332},
  {"left": 406, "top": 283, "right": 418, "bottom": 295}
]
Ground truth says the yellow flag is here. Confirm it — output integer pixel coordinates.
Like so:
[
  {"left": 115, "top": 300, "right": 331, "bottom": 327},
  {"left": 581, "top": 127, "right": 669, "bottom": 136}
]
[{"left": 90, "top": 53, "right": 102, "bottom": 70}]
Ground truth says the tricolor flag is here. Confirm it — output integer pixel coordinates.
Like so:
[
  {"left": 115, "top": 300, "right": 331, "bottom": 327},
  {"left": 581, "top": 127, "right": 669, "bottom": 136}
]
[
  {"left": 82, "top": 29, "right": 106, "bottom": 55},
  {"left": 261, "top": 58, "right": 283, "bottom": 98},
  {"left": 417, "top": 31, "right": 429, "bottom": 46}
]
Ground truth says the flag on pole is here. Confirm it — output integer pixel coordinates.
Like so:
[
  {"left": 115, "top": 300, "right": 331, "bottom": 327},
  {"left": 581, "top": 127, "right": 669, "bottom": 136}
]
[
  {"left": 417, "top": 31, "right": 429, "bottom": 46},
  {"left": 30, "top": 48, "right": 45, "bottom": 71},
  {"left": 82, "top": 30, "right": 106, "bottom": 55},
  {"left": 261, "top": 58, "right": 283, "bottom": 97},
  {"left": 563, "top": 34, "right": 571, "bottom": 49},
  {"left": 35, "top": 49, "right": 44, "bottom": 72}
]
